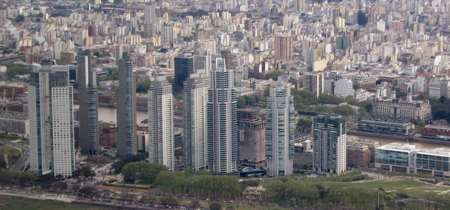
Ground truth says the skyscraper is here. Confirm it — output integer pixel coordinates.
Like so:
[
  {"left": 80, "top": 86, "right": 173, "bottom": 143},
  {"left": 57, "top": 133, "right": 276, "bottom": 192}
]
[
  {"left": 77, "top": 48, "right": 99, "bottom": 155},
  {"left": 313, "top": 114, "right": 347, "bottom": 175},
  {"left": 144, "top": 4, "right": 156, "bottom": 25},
  {"left": 294, "top": 0, "right": 307, "bottom": 13},
  {"left": 174, "top": 54, "right": 194, "bottom": 93},
  {"left": 266, "top": 79, "right": 295, "bottom": 176},
  {"left": 274, "top": 35, "right": 293, "bottom": 60},
  {"left": 184, "top": 74, "right": 209, "bottom": 171},
  {"left": 238, "top": 109, "right": 266, "bottom": 170},
  {"left": 148, "top": 79, "right": 174, "bottom": 170},
  {"left": 29, "top": 61, "right": 75, "bottom": 177},
  {"left": 117, "top": 52, "right": 137, "bottom": 158},
  {"left": 207, "top": 56, "right": 238, "bottom": 173},
  {"left": 161, "top": 25, "right": 174, "bottom": 44}
]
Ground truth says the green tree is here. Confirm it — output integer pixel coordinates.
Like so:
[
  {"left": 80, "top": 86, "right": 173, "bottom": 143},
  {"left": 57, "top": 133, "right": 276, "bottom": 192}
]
[
  {"left": 297, "top": 119, "right": 312, "bottom": 133},
  {"left": 264, "top": 87, "right": 270, "bottom": 97},
  {"left": 167, "top": 77, "right": 175, "bottom": 86},
  {"left": 265, "top": 70, "right": 283, "bottom": 80},
  {"left": 209, "top": 202, "right": 222, "bottom": 210},
  {"left": 417, "top": 121, "right": 426, "bottom": 127},
  {"left": 307, "top": 65, "right": 313, "bottom": 72},
  {"left": 237, "top": 96, "right": 246, "bottom": 108},
  {"left": 318, "top": 94, "right": 341, "bottom": 105},
  {"left": 358, "top": 107, "right": 371, "bottom": 119},
  {"left": 261, "top": 103, "right": 267, "bottom": 108},
  {"left": 333, "top": 105, "right": 353, "bottom": 116},
  {"left": 121, "top": 162, "right": 167, "bottom": 184},
  {"left": 176, "top": 93, "right": 183, "bottom": 100},
  {"left": 15, "top": 15, "right": 24, "bottom": 22}
]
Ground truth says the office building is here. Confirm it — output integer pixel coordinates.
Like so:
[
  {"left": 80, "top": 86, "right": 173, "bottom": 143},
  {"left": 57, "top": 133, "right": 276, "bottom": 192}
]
[
  {"left": 335, "top": 79, "right": 354, "bottom": 97},
  {"left": 144, "top": 4, "right": 156, "bottom": 25},
  {"left": 174, "top": 54, "right": 194, "bottom": 93},
  {"left": 29, "top": 61, "right": 75, "bottom": 177},
  {"left": 148, "top": 79, "right": 174, "bottom": 171},
  {"left": 77, "top": 48, "right": 99, "bottom": 155},
  {"left": 421, "top": 125, "right": 450, "bottom": 140},
  {"left": 372, "top": 98, "right": 432, "bottom": 120},
  {"left": 117, "top": 52, "right": 137, "bottom": 158},
  {"left": 194, "top": 49, "right": 211, "bottom": 77},
  {"left": 162, "top": 25, "right": 174, "bottom": 44},
  {"left": 303, "top": 72, "right": 324, "bottom": 98},
  {"left": 207, "top": 56, "right": 238, "bottom": 173},
  {"left": 274, "top": 35, "right": 293, "bottom": 60},
  {"left": 375, "top": 143, "right": 417, "bottom": 173},
  {"left": 237, "top": 108, "right": 266, "bottom": 170},
  {"left": 313, "top": 114, "right": 347, "bottom": 175},
  {"left": 347, "top": 138, "right": 381, "bottom": 163},
  {"left": 184, "top": 75, "right": 209, "bottom": 171},
  {"left": 137, "top": 131, "right": 149, "bottom": 153},
  {"left": 357, "top": 119, "right": 413, "bottom": 136},
  {"left": 415, "top": 148, "right": 450, "bottom": 177},
  {"left": 346, "top": 142, "right": 370, "bottom": 168},
  {"left": 266, "top": 79, "right": 295, "bottom": 176}
]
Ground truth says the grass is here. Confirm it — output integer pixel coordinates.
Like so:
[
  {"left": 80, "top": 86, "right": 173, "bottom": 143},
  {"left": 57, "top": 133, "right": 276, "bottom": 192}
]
[
  {"left": 0, "top": 196, "right": 116, "bottom": 210},
  {"left": 0, "top": 145, "right": 21, "bottom": 169},
  {"left": 18, "top": 140, "right": 29, "bottom": 145},
  {"left": 310, "top": 177, "right": 450, "bottom": 197}
]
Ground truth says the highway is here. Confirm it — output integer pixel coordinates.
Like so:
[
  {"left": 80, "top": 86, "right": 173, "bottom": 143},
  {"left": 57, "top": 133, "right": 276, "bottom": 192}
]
[{"left": 8, "top": 141, "right": 30, "bottom": 171}]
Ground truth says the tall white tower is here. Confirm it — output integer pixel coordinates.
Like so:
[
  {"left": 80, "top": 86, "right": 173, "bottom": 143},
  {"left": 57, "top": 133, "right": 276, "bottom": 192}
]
[
  {"left": 207, "top": 56, "right": 238, "bottom": 173},
  {"left": 266, "top": 78, "right": 295, "bottom": 176},
  {"left": 184, "top": 74, "right": 209, "bottom": 171},
  {"left": 148, "top": 79, "right": 174, "bottom": 171},
  {"left": 29, "top": 61, "right": 75, "bottom": 178}
]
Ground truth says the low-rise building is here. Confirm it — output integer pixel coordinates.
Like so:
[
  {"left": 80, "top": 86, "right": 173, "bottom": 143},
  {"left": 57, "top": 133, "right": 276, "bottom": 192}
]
[
  {"left": 0, "top": 110, "right": 28, "bottom": 137},
  {"left": 347, "top": 138, "right": 381, "bottom": 163},
  {"left": 294, "top": 140, "right": 313, "bottom": 169},
  {"left": 415, "top": 148, "right": 450, "bottom": 177},
  {"left": 358, "top": 119, "right": 413, "bottom": 136},
  {"left": 375, "top": 143, "right": 416, "bottom": 173},
  {"left": 346, "top": 142, "right": 370, "bottom": 168},
  {"left": 421, "top": 125, "right": 450, "bottom": 140}
]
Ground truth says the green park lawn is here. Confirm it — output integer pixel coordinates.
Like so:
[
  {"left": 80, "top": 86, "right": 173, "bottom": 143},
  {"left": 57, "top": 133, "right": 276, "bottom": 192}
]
[{"left": 0, "top": 145, "right": 21, "bottom": 169}]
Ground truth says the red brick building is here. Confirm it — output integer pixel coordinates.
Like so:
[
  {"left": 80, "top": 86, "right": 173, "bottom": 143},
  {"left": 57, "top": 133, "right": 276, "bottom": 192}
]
[
  {"left": 421, "top": 125, "right": 450, "bottom": 139},
  {"left": 101, "top": 126, "right": 117, "bottom": 147},
  {"left": 346, "top": 143, "right": 370, "bottom": 168}
]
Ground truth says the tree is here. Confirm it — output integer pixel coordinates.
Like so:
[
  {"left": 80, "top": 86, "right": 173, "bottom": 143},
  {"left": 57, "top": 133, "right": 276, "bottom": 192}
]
[
  {"left": 237, "top": 96, "right": 246, "bottom": 108},
  {"left": 358, "top": 107, "right": 371, "bottom": 119},
  {"left": 318, "top": 94, "right": 341, "bottom": 105},
  {"left": 137, "top": 80, "right": 152, "bottom": 93},
  {"left": 417, "top": 121, "right": 426, "bottom": 128},
  {"left": 15, "top": 15, "right": 24, "bottom": 22},
  {"left": 167, "top": 77, "right": 175, "bottom": 86},
  {"left": 264, "top": 87, "right": 270, "bottom": 97},
  {"left": 209, "top": 202, "right": 222, "bottom": 210},
  {"left": 265, "top": 70, "right": 283, "bottom": 80},
  {"left": 0, "top": 158, "right": 6, "bottom": 169},
  {"left": 297, "top": 119, "right": 312, "bottom": 133},
  {"left": 176, "top": 93, "right": 183, "bottom": 100},
  {"left": 333, "top": 105, "right": 354, "bottom": 116},
  {"left": 307, "top": 65, "right": 313, "bottom": 72},
  {"left": 190, "top": 199, "right": 200, "bottom": 208},
  {"left": 79, "top": 186, "right": 97, "bottom": 197},
  {"left": 121, "top": 162, "right": 167, "bottom": 184}
]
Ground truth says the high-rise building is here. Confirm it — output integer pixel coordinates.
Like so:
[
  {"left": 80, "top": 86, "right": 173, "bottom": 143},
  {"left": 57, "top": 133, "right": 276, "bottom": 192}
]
[
  {"left": 162, "top": 25, "right": 174, "bottom": 44},
  {"left": 194, "top": 49, "right": 211, "bottom": 77},
  {"left": 184, "top": 74, "right": 209, "bottom": 171},
  {"left": 174, "top": 54, "right": 194, "bottom": 93},
  {"left": 207, "top": 56, "right": 238, "bottom": 173},
  {"left": 221, "top": 50, "right": 232, "bottom": 70},
  {"left": 303, "top": 72, "right": 324, "bottom": 98},
  {"left": 148, "top": 79, "right": 174, "bottom": 170},
  {"left": 294, "top": 0, "right": 307, "bottom": 13},
  {"left": 144, "top": 4, "right": 156, "bottom": 25},
  {"left": 274, "top": 35, "right": 293, "bottom": 60},
  {"left": 29, "top": 61, "right": 75, "bottom": 177},
  {"left": 77, "top": 48, "right": 99, "bottom": 155},
  {"left": 266, "top": 79, "right": 295, "bottom": 176},
  {"left": 117, "top": 52, "right": 137, "bottom": 158},
  {"left": 313, "top": 114, "right": 347, "bottom": 175},
  {"left": 237, "top": 109, "right": 266, "bottom": 170}
]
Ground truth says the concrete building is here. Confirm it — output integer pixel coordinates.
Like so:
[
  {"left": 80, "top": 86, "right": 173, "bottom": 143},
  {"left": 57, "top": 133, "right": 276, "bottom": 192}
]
[
  {"left": 60, "top": 51, "right": 75, "bottom": 65},
  {"left": 266, "top": 79, "right": 295, "bottom": 176},
  {"left": 207, "top": 56, "right": 238, "bottom": 173},
  {"left": 117, "top": 52, "right": 137, "bottom": 158},
  {"left": 294, "top": 140, "right": 313, "bottom": 169},
  {"left": 137, "top": 131, "right": 149, "bottom": 153},
  {"left": 144, "top": 4, "right": 156, "bottom": 25},
  {"left": 357, "top": 119, "right": 413, "bottom": 136},
  {"left": 148, "top": 79, "right": 174, "bottom": 171},
  {"left": 294, "top": 0, "right": 307, "bottom": 13},
  {"left": 77, "top": 48, "right": 99, "bottom": 155},
  {"left": 29, "top": 61, "right": 75, "bottom": 177},
  {"left": 415, "top": 148, "right": 450, "bottom": 177},
  {"left": 184, "top": 75, "right": 209, "bottom": 171},
  {"left": 335, "top": 79, "right": 354, "bottom": 97},
  {"left": 313, "top": 114, "right": 347, "bottom": 175},
  {"left": 162, "top": 25, "right": 174, "bottom": 44},
  {"left": 274, "top": 35, "right": 293, "bottom": 60},
  {"left": 0, "top": 110, "right": 28, "bottom": 137},
  {"left": 303, "top": 72, "right": 324, "bottom": 98},
  {"left": 237, "top": 108, "right": 266, "bottom": 170},
  {"left": 101, "top": 126, "right": 117, "bottom": 148},
  {"left": 372, "top": 98, "right": 432, "bottom": 121}
]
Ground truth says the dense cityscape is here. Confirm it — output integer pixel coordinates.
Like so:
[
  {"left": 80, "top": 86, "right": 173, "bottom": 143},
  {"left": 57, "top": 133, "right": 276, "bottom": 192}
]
[{"left": 0, "top": 0, "right": 450, "bottom": 209}]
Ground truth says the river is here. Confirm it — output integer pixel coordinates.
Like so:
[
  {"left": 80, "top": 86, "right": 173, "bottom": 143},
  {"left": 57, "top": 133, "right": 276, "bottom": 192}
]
[{"left": 95, "top": 106, "right": 450, "bottom": 150}]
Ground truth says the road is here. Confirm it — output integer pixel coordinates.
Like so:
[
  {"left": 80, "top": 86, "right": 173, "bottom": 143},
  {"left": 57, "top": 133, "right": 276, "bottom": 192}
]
[{"left": 7, "top": 141, "right": 30, "bottom": 171}]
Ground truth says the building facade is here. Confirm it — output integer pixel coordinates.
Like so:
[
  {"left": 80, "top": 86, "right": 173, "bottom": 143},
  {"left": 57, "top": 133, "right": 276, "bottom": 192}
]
[
  {"left": 358, "top": 119, "right": 413, "bottom": 136},
  {"left": 174, "top": 55, "right": 194, "bottom": 93},
  {"left": 237, "top": 108, "right": 266, "bottom": 170},
  {"left": 77, "top": 48, "right": 99, "bottom": 155},
  {"left": 117, "top": 52, "right": 137, "bottom": 158},
  {"left": 207, "top": 56, "right": 238, "bottom": 173},
  {"left": 372, "top": 99, "right": 432, "bottom": 121},
  {"left": 29, "top": 62, "right": 75, "bottom": 177},
  {"left": 266, "top": 79, "right": 295, "bottom": 176},
  {"left": 313, "top": 114, "right": 347, "bottom": 175},
  {"left": 346, "top": 142, "right": 370, "bottom": 168},
  {"left": 274, "top": 35, "right": 293, "bottom": 60},
  {"left": 0, "top": 110, "right": 28, "bottom": 137},
  {"left": 184, "top": 75, "right": 209, "bottom": 171},
  {"left": 148, "top": 80, "right": 174, "bottom": 170},
  {"left": 375, "top": 143, "right": 416, "bottom": 173}
]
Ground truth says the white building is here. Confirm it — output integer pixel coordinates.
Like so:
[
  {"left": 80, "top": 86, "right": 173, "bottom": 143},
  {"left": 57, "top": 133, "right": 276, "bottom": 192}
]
[
  {"left": 161, "top": 25, "right": 174, "bottom": 44},
  {"left": 148, "top": 79, "right": 174, "bottom": 171},
  {"left": 335, "top": 79, "right": 354, "bottom": 97},
  {"left": 144, "top": 4, "right": 156, "bottom": 25},
  {"left": 313, "top": 114, "right": 346, "bottom": 175},
  {"left": 183, "top": 74, "right": 209, "bottom": 171},
  {"left": 29, "top": 61, "right": 75, "bottom": 178},
  {"left": 266, "top": 78, "right": 295, "bottom": 176},
  {"left": 207, "top": 56, "right": 238, "bottom": 173}
]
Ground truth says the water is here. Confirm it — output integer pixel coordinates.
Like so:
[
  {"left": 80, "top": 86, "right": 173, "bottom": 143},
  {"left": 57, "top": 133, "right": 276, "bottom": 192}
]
[{"left": 97, "top": 106, "right": 148, "bottom": 124}]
